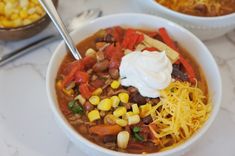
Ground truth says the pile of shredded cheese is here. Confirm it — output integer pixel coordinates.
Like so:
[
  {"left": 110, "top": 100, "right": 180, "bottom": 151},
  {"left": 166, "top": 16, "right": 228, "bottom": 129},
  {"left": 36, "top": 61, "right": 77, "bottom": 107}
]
[{"left": 149, "top": 80, "right": 211, "bottom": 150}]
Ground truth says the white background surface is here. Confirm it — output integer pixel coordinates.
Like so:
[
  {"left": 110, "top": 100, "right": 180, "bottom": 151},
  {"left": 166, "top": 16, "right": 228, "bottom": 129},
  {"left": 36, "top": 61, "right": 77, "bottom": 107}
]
[{"left": 1, "top": 0, "right": 235, "bottom": 156}]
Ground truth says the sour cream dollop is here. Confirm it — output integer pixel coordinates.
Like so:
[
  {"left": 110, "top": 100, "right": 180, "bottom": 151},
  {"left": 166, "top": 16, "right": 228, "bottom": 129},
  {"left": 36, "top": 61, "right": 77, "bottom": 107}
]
[{"left": 119, "top": 50, "right": 173, "bottom": 98}]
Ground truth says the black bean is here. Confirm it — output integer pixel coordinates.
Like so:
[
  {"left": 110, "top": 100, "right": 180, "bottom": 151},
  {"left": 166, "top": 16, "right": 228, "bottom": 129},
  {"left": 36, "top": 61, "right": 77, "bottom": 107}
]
[
  {"left": 103, "top": 135, "right": 117, "bottom": 143},
  {"left": 142, "top": 115, "right": 153, "bottom": 124},
  {"left": 131, "top": 92, "right": 146, "bottom": 105}
]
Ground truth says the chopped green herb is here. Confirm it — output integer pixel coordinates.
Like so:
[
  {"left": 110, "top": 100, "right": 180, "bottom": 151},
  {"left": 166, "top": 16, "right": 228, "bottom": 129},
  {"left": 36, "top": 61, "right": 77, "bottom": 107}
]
[
  {"left": 134, "top": 133, "right": 144, "bottom": 141},
  {"left": 68, "top": 100, "right": 76, "bottom": 109},
  {"left": 133, "top": 126, "right": 141, "bottom": 133},
  {"left": 68, "top": 100, "right": 84, "bottom": 114}
]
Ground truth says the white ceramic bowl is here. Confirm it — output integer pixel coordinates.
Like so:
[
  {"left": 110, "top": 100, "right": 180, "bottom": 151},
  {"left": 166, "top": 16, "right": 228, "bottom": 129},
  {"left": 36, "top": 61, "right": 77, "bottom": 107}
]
[
  {"left": 138, "top": 0, "right": 235, "bottom": 40},
  {"left": 46, "top": 13, "right": 222, "bottom": 156}
]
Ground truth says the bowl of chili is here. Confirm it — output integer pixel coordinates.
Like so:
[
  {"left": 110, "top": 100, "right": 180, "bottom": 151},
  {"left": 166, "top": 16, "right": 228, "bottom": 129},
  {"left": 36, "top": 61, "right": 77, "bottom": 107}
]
[
  {"left": 138, "top": 0, "right": 235, "bottom": 40},
  {"left": 46, "top": 13, "right": 222, "bottom": 156}
]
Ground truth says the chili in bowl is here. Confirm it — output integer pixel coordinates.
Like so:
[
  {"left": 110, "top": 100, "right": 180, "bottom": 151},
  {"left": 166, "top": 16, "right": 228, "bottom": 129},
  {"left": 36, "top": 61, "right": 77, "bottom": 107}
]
[{"left": 46, "top": 13, "right": 221, "bottom": 156}]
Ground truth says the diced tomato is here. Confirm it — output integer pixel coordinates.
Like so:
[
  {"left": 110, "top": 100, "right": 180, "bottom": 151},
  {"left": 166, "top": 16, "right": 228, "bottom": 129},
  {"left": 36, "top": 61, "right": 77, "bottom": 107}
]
[
  {"left": 122, "top": 28, "right": 144, "bottom": 50},
  {"left": 62, "top": 60, "right": 84, "bottom": 87},
  {"left": 82, "top": 56, "right": 96, "bottom": 69},
  {"left": 112, "top": 26, "right": 124, "bottom": 43},
  {"left": 75, "top": 71, "right": 89, "bottom": 83},
  {"left": 109, "top": 56, "right": 121, "bottom": 69},
  {"left": 104, "top": 43, "right": 123, "bottom": 59},
  {"left": 79, "top": 83, "right": 92, "bottom": 99}
]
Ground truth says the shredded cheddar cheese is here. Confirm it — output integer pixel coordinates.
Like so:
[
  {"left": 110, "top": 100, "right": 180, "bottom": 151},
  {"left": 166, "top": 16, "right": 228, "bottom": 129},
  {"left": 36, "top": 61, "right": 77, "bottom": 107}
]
[{"left": 149, "top": 80, "right": 211, "bottom": 150}]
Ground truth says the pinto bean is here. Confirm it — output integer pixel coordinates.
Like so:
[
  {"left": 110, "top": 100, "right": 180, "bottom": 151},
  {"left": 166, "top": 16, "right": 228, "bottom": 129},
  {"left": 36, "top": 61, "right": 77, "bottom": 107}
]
[
  {"left": 93, "top": 60, "right": 109, "bottom": 72},
  {"left": 78, "top": 124, "right": 88, "bottom": 134},
  {"left": 128, "top": 87, "right": 138, "bottom": 93},
  {"left": 90, "top": 79, "right": 105, "bottom": 88},
  {"left": 109, "top": 68, "right": 119, "bottom": 80},
  {"left": 96, "top": 51, "right": 105, "bottom": 62},
  {"left": 84, "top": 101, "right": 94, "bottom": 111}
]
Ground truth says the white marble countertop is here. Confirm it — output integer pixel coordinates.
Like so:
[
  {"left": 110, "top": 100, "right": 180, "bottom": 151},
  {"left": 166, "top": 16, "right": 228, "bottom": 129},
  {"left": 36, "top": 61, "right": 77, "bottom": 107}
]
[{"left": 1, "top": 0, "right": 235, "bottom": 156}]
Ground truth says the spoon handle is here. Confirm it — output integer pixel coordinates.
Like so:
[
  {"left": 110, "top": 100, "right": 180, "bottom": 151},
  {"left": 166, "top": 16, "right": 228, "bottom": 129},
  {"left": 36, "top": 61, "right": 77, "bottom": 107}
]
[{"left": 38, "top": 0, "right": 82, "bottom": 60}]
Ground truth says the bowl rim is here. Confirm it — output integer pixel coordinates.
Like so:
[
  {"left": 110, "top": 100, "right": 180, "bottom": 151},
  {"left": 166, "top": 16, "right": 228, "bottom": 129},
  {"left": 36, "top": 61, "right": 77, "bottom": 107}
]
[
  {"left": 148, "top": 0, "right": 235, "bottom": 21},
  {"left": 46, "top": 13, "right": 222, "bottom": 156}
]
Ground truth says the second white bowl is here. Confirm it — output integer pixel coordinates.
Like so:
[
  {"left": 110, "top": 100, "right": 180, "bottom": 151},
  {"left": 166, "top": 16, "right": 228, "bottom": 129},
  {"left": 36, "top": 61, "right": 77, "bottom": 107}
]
[{"left": 138, "top": 0, "right": 235, "bottom": 40}]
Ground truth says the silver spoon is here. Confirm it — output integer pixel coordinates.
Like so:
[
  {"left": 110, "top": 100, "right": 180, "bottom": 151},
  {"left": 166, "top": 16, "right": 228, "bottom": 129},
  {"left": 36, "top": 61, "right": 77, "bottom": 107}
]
[
  {"left": 38, "top": 0, "right": 82, "bottom": 60},
  {"left": 0, "top": 8, "right": 102, "bottom": 66}
]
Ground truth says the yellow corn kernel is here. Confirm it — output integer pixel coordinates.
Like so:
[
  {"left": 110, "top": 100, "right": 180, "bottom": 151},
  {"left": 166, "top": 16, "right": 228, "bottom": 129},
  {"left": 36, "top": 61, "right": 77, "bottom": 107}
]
[
  {"left": 13, "top": 19, "right": 22, "bottom": 27},
  {"left": 35, "top": 5, "right": 44, "bottom": 15},
  {"left": 113, "top": 107, "right": 127, "bottom": 118},
  {"left": 139, "top": 103, "right": 152, "bottom": 118},
  {"left": 2, "top": 20, "right": 13, "bottom": 27},
  {"left": 23, "top": 19, "right": 31, "bottom": 25},
  {"left": 74, "top": 94, "right": 86, "bottom": 105},
  {"left": 111, "top": 96, "right": 120, "bottom": 108},
  {"left": 118, "top": 92, "right": 129, "bottom": 103},
  {"left": 63, "top": 89, "right": 74, "bottom": 96},
  {"left": 89, "top": 96, "right": 100, "bottom": 105},
  {"left": 28, "top": 2, "right": 35, "bottom": 8},
  {"left": 111, "top": 80, "right": 120, "bottom": 89},
  {"left": 97, "top": 98, "right": 112, "bottom": 111},
  {"left": 20, "top": 9, "right": 28, "bottom": 19},
  {"left": 0, "top": 2, "right": 5, "bottom": 15},
  {"left": 28, "top": 13, "right": 40, "bottom": 21},
  {"left": 128, "top": 114, "right": 140, "bottom": 125},
  {"left": 104, "top": 114, "right": 117, "bottom": 125},
  {"left": 132, "top": 104, "right": 140, "bottom": 114},
  {"left": 56, "top": 80, "right": 63, "bottom": 89},
  {"left": 31, "top": 0, "right": 39, "bottom": 5},
  {"left": 122, "top": 111, "right": 134, "bottom": 120},
  {"left": 92, "top": 88, "right": 103, "bottom": 96},
  {"left": 116, "top": 119, "right": 128, "bottom": 127},
  {"left": 88, "top": 110, "right": 100, "bottom": 122},
  {"left": 85, "top": 48, "right": 96, "bottom": 57},
  {"left": 10, "top": 13, "right": 19, "bottom": 20}
]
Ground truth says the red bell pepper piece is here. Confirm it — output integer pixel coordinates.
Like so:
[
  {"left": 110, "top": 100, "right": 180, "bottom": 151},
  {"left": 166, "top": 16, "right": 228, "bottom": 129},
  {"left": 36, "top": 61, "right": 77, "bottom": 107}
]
[
  {"left": 142, "top": 47, "right": 159, "bottom": 52},
  {"left": 75, "top": 71, "right": 89, "bottom": 83},
  {"left": 82, "top": 56, "right": 96, "bottom": 69},
  {"left": 178, "top": 56, "right": 196, "bottom": 83},
  {"left": 159, "top": 27, "right": 178, "bottom": 51},
  {"left": 79, "top": 83, "right": 92, "bottom": 99},
  {"left": 62, "top": 60, "right": 84, "bottom": 87},
  {"left": 159, "top": 27, "right": 196, "bottom": 83},
  {"left": 146, "top": 31, "right": 158, "bottom": 38}
]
